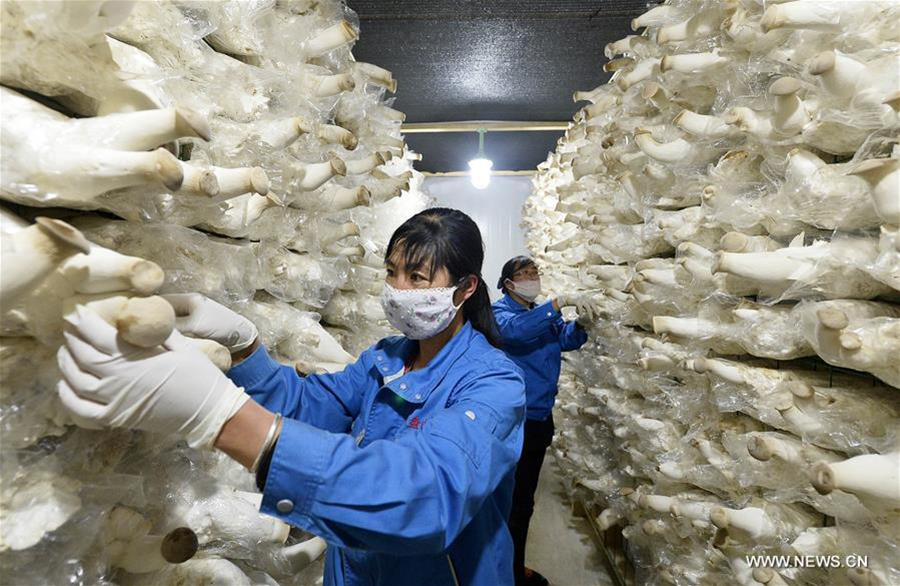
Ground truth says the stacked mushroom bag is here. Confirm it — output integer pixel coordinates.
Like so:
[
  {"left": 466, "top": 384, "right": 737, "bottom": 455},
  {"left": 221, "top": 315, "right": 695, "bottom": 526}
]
[
  {"left": 0, "top": 1, "right": 428, "bottom": 584},
  {"left": 524, "top": 1, "right": 900, "bottom": 584}
]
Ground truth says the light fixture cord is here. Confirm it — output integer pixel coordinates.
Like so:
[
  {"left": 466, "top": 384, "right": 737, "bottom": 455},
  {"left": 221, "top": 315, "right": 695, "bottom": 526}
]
[{"left": 477, "top": 128, "right": 486, "bottom": 157}]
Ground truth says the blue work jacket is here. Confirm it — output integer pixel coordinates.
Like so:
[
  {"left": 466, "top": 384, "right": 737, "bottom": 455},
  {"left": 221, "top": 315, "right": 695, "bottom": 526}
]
[
  {"left": 492, "top": 295, "right": 588, "bottom": 421},
  {"left": 228, "top": 322, "right": 526, "bottom": 586}
]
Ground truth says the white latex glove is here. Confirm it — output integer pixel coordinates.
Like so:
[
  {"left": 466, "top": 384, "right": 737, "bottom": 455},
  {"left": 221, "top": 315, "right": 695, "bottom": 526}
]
[
  {"left": 57, "top": 305, "right": 249, "bottom": 448},
  {"left": 162, "top": 293, "right": 258, "bottom": 353},
  {"left": 575, "top": 299, "right": 597, "bottom": 328},
  {"left": 556, "top": 294, "right": 595, "bottom": 327},
  {"left": 555, "top": 294, "right": 578, "bottom": 309}
]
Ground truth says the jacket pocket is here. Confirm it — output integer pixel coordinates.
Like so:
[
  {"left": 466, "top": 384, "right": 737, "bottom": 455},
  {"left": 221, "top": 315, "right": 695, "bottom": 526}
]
[{"left": 428, "top": 406, "right": 500, "bottom": 469}]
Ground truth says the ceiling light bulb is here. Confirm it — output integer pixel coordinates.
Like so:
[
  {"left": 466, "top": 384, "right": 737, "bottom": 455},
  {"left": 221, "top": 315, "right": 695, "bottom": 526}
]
[{"left": 468, "top": 157, "right": 493, "bottom": 189}]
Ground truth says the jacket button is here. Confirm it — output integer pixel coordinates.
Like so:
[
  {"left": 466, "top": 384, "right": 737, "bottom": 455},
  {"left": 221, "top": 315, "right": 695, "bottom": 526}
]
[
  {"left": 399, "top": 383, "right": 407, "bottom": 390},
  {"left": 276, "top": 499, "right": 294, "bottom": 513},
  {"left": 382, "top": 366, "right": 389, "bottom": 372},
  {"left": 465, "top": 410, "right": 476, "bottom": 420},
  {"left": 414, "top": 394, "right": 422, "bottom": 400},
  {"left": 377, "top": 356, "right": 383, "bottom": 361},
  {"left": 547, "top": 311, "right": 553, "bottom": 316}
]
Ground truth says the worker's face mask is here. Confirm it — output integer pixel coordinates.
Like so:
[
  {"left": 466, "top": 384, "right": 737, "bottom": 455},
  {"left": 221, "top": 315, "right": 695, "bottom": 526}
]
[
  {"left": 380, "top": 282, "right": 464, "bottom": 340},
  {"left": 508, "top": 278, "right": 541, "bottom": 302}
]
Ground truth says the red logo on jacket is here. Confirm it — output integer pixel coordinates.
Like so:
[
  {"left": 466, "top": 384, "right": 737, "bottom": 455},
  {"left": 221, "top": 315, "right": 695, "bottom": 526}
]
[{"left": 407, "top": 416, "right": 422, "bottom": 429}]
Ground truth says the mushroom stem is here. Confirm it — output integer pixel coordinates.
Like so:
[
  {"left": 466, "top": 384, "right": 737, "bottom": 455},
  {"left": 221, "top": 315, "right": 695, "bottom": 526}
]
[
  {"left": 318, "top": 125, "right": 358, "bottom": 150},
  {"left": 673, "top": 109, "right": 731, "bottom": 138},
  {"left": 616, "top": 58, "right": 660, "bottom": 91},
  {"left": 761, "top": 2, "right": 843, "bottom": 33},
  {"left": 808, "top": 50, "right": 868, "bottom": 100},
  {"left": 657, "top": 12, "right": 720, "bottom": 44},
  {"left": 344, "top": 153, "right": 385, "bottom": 176},
  {"left": 258, "top": 117, "right": 312, "bottom": 149},
  {"left": 638, "top": 268, "right": 676, "bottom": 287},
  {"left": 653, "top": 316, "right": 719, "bottom": 340},
  {"left": 353, "top": 62, "right": 396, "bottom": 93},
  {"left": 603, "top": 57, "right": 634, "bottom": 73},
  {"left": 581, "top": 95, "right": 620, "bottom": 119},
  {"left": 368, "top": 170, "right": 413, "bottom": 200},
  {"left": 573, "top": 84, "right": 606, "bottom": 103},
  {"left": 775, "top": 396, "right": 823, "bottom": 433},
  {"left": 317, "top": 185, "right": 371, "bottom": 211},
  {"left": 786, "top": 147, "right": 827, "bottom": 181},
  {"left": 214, "top": 166, "right": 270, "bottom": 198},
  {"left": 179, "top": 164, "right": 220, "bottom": 198},
  {"left": 320, "top": 222, "right": 361, "bottom": 246},
  {"left": 639, "top": 494, "right": 675, "bottom": 514},
  {"left": 660, "top": 51, "right": 727, "bottom": 73},
  {"left": 724, "top": 107, "right": 777, "bottom": 139},
  {"left": 59, "top": 147, "right": 184, "bottom": 193},
  {"left": 713, "top": 250, "right": 804, "bottom": 282},
  {"left": 809, "top": 453, "right": 900, "bottom": 503},
  {"left": 634, "top": 129, "right": 692, "bottom": 163},
  {"left": 669, "top": 499, "right": 717, "bottom": 521},
  {"left": 719, "top": 232, "right": 781, "bottom": 253},
  {"left": 74, "top": 107, "right": 209, "bottom": 151},
  {"left": 324, "top": 243, "right": 364, "bottom": 258},
  {"left": 688, "top": 357, "right": 745, "bottom": 385},
  {"left": 848, "top": 158, "right": 900, "bottom": 226},
  {"left": 305, "top": 21, "right": 358, "bottom": 57},
  {"left": 298, "top": 159, "right": 346, "bottom": 191},
  {"left": 375, "top": 106, "right": 407, "bottom": 123},
  {"left": 770, "top": 77, "right": 809, "bottom": 136},
  {"left": 710, "top": 506, "right": 776, "bottom": 539},
  {"left": 631, "top": 5, "right": 673, "bottom": 30},
  {"left": 0, "top": 217, "right": 91, "bottom": 306},
  {"left": 61, "top": 245, "right": 164, "bottom": 295},
  {"left": 306, "top": 73, "right": 356, "bottom": 97},
  {"left": 605, "top": 35, "right": 648, "bottom": 58}
]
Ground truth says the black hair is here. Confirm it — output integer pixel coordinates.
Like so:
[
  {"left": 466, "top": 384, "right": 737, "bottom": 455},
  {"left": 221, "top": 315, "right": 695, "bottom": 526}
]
[
  {"left": 497, "top": 256, "right": 537, "bottom": 294},
  {"left": 385, "top": 207, "right": 501, "bottom": 347}
]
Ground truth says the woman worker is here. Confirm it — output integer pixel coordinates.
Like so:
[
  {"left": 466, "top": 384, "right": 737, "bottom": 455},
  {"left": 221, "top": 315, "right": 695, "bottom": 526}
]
[
  {"left": 492, "top": 256, "right": 591, "bottom": 586},
  {"left": 57, "top": 208, "right": 526, "bottom": 586}
]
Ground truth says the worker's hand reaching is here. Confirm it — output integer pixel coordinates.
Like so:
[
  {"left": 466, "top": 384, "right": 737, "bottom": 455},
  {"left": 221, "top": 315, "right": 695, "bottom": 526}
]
[
  {"left": 57, "top": 305, "right": 249, "bottom": 448},
  {"left": 555, "top": 294, "right": 597, "bottom": 327},
  {"left": 553, "top": 294, "right": 577, "bottom": 312},
  {"left": 163, "top": 293, "right": 258, "bottom": 353},
  {"left": 574, "top": 298, "right": 597, "bottom": 328}
]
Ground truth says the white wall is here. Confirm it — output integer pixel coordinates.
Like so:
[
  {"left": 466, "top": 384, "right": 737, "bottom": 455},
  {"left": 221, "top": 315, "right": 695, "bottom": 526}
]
[{"left": 423, "top": 176, "right": 532, "bottom": 300}]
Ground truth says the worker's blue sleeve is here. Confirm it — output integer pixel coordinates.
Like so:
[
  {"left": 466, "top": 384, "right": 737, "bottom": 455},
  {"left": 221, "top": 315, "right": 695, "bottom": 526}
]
[
  {"left": 228, "top": 345, "right": 369, "bottom": 434},
  {"left": 557, "top": 318, "right": 588, "bottom": 352},
  {"left": 257, "top": 364, "right": 526, "bottom": 556},
  {"left": 493, "top": 300, "right": 560, "bottom": 345}
]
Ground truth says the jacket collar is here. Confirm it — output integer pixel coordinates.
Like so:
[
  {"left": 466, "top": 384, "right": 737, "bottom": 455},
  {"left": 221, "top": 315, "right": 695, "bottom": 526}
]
[
  {"left": 371, "top": 322, "right": 477, "bottom": 404},
  {"left": 499, "top": 293, "right": 532, "bottom": 313}
]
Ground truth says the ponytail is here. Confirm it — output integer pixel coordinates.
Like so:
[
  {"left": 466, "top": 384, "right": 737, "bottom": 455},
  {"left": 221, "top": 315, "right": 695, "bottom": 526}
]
[
  {"left": 463, "top": 276, "right": 501, "bottom": 348},
  {"left": 385, "top": 207, "right": 503, "bottom": 348}
]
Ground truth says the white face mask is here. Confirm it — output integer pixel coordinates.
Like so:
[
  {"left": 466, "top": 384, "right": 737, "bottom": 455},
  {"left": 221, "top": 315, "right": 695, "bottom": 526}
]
[
  {"left": 509, "top": 279, "right": 541, "bottom": 302},
  {"left": 380, "top": 282, "right": 464, "bottom": 340}
]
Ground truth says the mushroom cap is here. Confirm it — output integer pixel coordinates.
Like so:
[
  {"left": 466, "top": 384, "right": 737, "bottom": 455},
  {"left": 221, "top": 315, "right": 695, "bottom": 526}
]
[
  {"left": 160, "top": 527, "right": 199, "bottom": 564},
  {"left": 769, "top": 76, "right": 802, "bottom": 96},
  {"left": 808, "top": 50, "right": 837, "bottom": 76}
]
